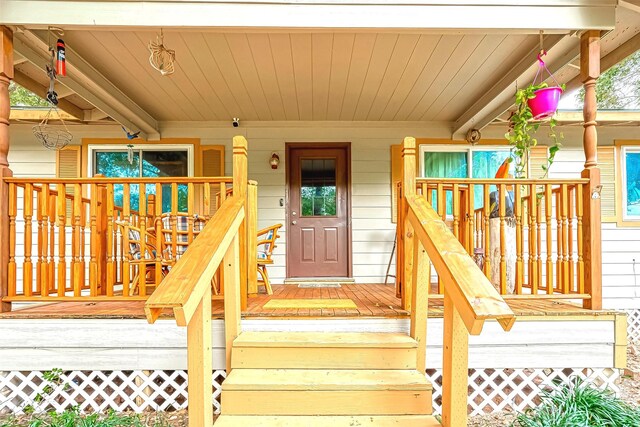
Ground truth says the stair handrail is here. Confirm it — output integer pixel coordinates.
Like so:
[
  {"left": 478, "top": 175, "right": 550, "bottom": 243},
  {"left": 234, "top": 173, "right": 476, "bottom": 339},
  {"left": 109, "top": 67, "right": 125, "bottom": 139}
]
[{"left": 400, "top": 136, "right": 515, "bottom": 427}]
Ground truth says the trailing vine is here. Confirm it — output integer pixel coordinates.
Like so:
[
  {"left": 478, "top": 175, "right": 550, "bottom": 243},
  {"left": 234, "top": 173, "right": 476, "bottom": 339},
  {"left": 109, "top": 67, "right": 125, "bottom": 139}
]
[{"left": 505, "top": 82, "right": 564, "bottom": 178}]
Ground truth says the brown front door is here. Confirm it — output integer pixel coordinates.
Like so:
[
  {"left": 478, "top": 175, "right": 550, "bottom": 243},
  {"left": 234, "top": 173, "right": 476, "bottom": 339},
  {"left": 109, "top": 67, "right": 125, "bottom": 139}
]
[{"left": 287, "top": 146, "right": 350, "bottom": 278}]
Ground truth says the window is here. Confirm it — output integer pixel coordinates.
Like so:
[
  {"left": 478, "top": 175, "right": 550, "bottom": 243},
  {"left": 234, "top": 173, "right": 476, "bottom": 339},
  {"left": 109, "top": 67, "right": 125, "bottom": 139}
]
[
  {"left": 300, "top": 158, "right": 337, "bottom": 217},
  {"left": 88, "top": 145, "right": 194, "bottom": 212},
  {"left": 420, "top": 146, "right": 513, "bottom": 212},
  {"left": 622, "top": 146, "right": 640, "bottom": 220}
]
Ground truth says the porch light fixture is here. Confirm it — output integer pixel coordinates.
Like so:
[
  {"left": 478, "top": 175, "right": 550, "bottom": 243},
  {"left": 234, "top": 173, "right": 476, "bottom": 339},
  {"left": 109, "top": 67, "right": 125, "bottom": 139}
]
[
  {"left": 591, "top": 184, "right": 603, "bottom": 199},
  {"left": 270, "top": 152, "right": 280, "bottom": 169}
]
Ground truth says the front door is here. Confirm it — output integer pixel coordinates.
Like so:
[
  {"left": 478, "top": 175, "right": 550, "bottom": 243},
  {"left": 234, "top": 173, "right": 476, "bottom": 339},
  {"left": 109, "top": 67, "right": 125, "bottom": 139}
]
[{"left": 287, "top": 146, "right": 350, "bottom": 278}]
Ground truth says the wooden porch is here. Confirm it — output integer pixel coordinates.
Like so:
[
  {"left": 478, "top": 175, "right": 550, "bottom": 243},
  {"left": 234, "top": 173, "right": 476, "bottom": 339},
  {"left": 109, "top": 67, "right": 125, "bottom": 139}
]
[{"left": 0, "top": 283, "right": 614, "bottom": 319}]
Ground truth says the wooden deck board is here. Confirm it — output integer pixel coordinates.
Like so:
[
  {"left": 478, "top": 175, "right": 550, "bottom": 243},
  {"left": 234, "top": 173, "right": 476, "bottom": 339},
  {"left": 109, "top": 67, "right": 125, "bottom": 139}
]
[{"left": 0, "top": 284, "right": 618, "bottom": 319}]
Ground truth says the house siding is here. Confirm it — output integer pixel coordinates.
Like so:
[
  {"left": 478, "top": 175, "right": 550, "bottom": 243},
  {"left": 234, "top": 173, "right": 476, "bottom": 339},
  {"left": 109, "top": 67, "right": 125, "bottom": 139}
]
[{"left": 7, "top": 123, "right": 640, "bottom": 309}]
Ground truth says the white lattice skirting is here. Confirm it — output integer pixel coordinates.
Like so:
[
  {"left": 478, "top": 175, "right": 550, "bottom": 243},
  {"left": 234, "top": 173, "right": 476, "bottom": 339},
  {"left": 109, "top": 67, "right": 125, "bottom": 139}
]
[
  {"left": 0, "top": 368, "right": 619, "bottom": 416},
  {"left": 628, "top": 309, "right": 640, "bottom": 343}
]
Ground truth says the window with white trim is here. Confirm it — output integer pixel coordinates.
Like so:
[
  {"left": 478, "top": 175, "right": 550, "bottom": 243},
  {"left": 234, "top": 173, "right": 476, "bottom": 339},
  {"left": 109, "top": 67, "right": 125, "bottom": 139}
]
[
  {"left": 622, "top": 146, "right": 640, "bottom": 220},
  {"left": 88, "top": 144, "right": 194, "bottom": 212}
]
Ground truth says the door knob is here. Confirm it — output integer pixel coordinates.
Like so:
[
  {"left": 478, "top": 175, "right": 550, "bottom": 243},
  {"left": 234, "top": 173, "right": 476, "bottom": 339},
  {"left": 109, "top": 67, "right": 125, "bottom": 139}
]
[{"left": 291, "top": 220, "right": 297, "bottom": 225}]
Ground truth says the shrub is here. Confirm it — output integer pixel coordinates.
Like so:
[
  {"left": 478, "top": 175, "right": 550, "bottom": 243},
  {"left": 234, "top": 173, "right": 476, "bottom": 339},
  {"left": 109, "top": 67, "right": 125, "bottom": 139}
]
[{"left": 514, "top": 378, "right": 640, "bottom": 427}]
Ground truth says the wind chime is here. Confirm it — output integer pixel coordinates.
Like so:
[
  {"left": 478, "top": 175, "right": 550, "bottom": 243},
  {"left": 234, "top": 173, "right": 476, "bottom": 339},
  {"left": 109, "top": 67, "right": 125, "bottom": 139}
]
[
  {"left": 148, "top": 29, "right": 176, "bottom": 76},
  {"left": 32, "top": 27, "right": 73, "bottom": 150}
]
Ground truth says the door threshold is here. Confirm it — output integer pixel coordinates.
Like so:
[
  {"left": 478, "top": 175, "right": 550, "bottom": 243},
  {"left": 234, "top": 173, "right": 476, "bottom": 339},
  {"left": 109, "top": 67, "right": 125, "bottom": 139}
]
[{"left": 284, "top": 278, "right": 355, "bottom": 283}]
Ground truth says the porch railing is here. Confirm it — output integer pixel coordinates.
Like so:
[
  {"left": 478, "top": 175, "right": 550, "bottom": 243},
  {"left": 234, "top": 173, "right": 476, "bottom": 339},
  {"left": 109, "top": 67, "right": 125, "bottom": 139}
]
[
  {"left": 397, "top": 175, "right": 601, "bottom": 308},
  {"left": 401, "top": 137, "right": 515, "bottom": 426}
]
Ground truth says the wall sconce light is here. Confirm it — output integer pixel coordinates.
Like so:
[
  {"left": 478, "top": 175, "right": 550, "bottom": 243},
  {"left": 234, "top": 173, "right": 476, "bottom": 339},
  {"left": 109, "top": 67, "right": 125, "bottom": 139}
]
[
  {"left": 270, "top": 152, "right": 280, "bottom": 170},
  {"left": 591, "top": 184, "right": 603, "bottom": 200}
]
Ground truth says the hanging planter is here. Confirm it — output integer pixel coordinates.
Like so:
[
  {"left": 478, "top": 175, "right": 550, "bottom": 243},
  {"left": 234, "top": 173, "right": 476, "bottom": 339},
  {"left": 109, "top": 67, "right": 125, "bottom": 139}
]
[{"left": 527, "top": 51, "right": 563, "bottom": 120}]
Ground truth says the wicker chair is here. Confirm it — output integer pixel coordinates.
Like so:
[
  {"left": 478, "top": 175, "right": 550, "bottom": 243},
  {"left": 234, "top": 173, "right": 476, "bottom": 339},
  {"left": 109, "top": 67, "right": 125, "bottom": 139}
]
[{"left": 256, "top": 224, "right": 282, "bottom": 295}]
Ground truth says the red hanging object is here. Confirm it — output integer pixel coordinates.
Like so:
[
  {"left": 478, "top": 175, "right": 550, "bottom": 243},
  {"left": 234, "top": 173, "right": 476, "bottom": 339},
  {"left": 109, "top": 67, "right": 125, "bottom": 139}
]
[{"left": 56, "top": 39, "right": 66, "bottom": 77}]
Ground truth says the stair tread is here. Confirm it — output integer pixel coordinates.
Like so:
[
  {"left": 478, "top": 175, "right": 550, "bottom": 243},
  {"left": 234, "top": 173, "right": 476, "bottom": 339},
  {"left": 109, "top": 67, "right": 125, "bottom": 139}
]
[
  {"left": 234, "top": 332, "right": 418, "bottom": 348},
  {"left": 214, "top": 415, "right": 441, "bottom": 426},
  {"left": 223, "top": 369, "right": 432, "bottom": 391}
]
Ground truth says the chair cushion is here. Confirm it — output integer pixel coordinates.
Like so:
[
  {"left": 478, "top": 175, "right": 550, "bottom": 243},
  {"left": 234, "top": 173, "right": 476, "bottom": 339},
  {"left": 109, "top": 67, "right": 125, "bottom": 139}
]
[{"left": 257, "top": 251, "right": 268, "bottom": 260}]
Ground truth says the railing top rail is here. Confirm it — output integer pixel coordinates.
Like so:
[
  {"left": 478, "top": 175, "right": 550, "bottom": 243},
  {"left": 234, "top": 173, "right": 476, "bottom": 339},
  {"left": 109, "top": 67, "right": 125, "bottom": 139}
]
[
  {"left": 405, "top": 195, "right": 515, "bottom": 335},
  {"left": 6, "top": 177, "right": 233, "bottom": 184},
  {"left": 415, "top": 178, "right": 589, "bottom": 185},
  {"left": 145, "top": 195, "right": 244, "bottom": 326}
]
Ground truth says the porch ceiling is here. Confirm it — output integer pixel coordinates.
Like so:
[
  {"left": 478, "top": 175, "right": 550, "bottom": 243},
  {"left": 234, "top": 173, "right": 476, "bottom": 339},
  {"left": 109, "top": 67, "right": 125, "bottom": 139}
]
[{"left": 6, "top": 1, "right": 640, "bottom": 138}]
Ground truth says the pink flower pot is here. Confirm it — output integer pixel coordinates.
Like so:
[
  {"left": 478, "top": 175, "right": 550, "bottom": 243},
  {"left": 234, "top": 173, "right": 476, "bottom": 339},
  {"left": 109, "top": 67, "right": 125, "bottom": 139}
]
[{"left": 527, "top": 86, "right": 563, "bottom": 120}]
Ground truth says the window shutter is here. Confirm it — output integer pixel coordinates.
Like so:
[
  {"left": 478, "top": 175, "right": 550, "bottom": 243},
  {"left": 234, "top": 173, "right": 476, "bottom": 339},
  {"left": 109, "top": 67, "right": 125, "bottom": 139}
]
[
  {"left": 56, "top": 146, "right": 81, "bottom": 220},
  {"left": 598, "top": 146, "right": 616, "bottom": 222},
  {"left": 199, "top": 146, "right": 225, "bottom": 216},
  {"left": 390, "top": 144, "right": 402, "bottom": 223},
  {"left": 528, "top": 145, "right": 548, "bottom": 179}
]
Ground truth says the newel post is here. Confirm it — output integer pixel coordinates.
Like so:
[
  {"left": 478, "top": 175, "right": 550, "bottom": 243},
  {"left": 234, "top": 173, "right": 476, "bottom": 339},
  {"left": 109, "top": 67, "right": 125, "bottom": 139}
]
[
  {"left": 247, "top": 180, "right": 258, "bottom": 295},
  {"left": 401, "top": 137, "right": 416, "bottom": 311},
  {"left": 232, "top": 136, "right": 249, "bottom": 310},
  {"left": 0, "top": 26, "right": 14, "bottom": 312},
  {"left": 580, "top": 30, "right": 602, "bottom": 310}
]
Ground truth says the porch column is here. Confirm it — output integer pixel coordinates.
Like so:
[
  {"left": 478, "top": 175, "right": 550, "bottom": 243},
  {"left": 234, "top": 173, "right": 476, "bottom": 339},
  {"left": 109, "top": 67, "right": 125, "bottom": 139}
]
[
  {"left": 0, "top": 26, "right": 14, "bottom": 312},
  {"left": 580, "top": 30, "right": 602, "bottom": 310}
]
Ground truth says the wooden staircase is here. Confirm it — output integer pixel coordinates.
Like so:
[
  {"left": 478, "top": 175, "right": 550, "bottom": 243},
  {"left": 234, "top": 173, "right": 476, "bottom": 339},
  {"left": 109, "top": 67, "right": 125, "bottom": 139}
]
[{"left": 214, "top": 331, "right": 441, "bottom": 426}]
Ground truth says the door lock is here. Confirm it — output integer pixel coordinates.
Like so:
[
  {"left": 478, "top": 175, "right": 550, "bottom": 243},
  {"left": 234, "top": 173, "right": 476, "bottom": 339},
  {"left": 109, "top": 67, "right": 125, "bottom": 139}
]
[{"left": 291, "top": 220, "right": 297, "bottom": 225}]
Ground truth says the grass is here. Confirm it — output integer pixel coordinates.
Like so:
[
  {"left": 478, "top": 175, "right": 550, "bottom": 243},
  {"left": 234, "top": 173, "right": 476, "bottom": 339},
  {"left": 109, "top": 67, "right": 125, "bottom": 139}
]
[
  {"left": 514, "top": 378, "right": 640, "bottom": 427},
  {"left": 0, "top": 408, "right": 172, "bottom": 427}
]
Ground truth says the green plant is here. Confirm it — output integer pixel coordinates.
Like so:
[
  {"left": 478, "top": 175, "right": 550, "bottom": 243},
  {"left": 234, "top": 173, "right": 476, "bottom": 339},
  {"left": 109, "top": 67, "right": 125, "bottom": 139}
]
[
  {"left": 513, "top": 377, "right": 640, "bottom": 427},
  {"left": 505, "top": 82, "right": 563, "bottom": 179},
  {"left": 0, "top": 409, "right": 173, "bottom": 427}
]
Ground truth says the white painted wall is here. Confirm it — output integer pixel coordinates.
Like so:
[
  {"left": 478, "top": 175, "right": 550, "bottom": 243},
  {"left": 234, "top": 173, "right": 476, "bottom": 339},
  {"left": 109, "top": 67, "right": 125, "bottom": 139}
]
[{"left": 8, "top": 122, "right": 640, "bottom": 309}]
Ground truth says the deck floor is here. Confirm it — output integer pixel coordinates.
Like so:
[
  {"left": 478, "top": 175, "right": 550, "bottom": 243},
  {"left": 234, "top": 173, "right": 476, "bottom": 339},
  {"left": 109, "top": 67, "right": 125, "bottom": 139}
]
[{"left": 0, "top": 284, "right": 616, "bottom": 320}]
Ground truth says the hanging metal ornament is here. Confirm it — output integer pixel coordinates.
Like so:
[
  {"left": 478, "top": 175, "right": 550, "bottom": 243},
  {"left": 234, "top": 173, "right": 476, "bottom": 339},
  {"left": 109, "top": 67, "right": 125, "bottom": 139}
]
[
  {"left": 127, "top": 144, "right": 135, "bottom": 165},
  {"left": 148, "top": 29, "right": 176, "bottom": 76},
  {"left": 33, "top": 32, "right": 72, "bottom": 150}
]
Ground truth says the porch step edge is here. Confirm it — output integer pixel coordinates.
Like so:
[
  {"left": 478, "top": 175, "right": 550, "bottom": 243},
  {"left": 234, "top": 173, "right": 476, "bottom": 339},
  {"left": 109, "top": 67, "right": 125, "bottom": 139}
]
[
  {"left": 233, "top": 331, "right": 418, "bottom": 348},
  {"left": 214, "top": 415, "right": 441, "bottom": 426}
]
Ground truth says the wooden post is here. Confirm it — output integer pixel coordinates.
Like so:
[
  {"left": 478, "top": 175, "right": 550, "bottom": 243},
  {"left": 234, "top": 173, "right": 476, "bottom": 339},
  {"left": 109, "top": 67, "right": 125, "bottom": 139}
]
[
  {"left": 410, "top": 239, "right": 429, "bottom": 373},
  {"left": 581, "top": 30, "right": 602, "bottom": 310},
  {"left": 401, "top": 137, "right": 417, "bottom": 310},
  {"left": 247, "top": 181, "right": 258, "bottom": 295},
  {"left": 187, "top": 284, "right": 213, "bottom": 427},
  {"left": 232, "top": 136, "right": 249, "bottom": 310},
  {"left": 0, "top": 27, "right": 13, "bottom": 312},
  {"left": 224, "top": 234, "right": 241, "bottom": 374},
  {"left": 441, "top": 291, "right": 469, "bottom": 427}
]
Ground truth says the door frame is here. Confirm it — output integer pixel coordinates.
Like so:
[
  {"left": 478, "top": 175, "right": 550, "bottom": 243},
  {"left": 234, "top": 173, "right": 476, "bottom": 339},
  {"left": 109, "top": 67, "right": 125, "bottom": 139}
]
[{"left": 285, "top": 142, "right": 353, "bottom": 279}]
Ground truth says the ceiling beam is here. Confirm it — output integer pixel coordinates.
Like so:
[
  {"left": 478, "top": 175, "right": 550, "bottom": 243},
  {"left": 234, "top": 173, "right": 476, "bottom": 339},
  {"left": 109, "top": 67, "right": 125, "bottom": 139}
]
[
  {"left": 12, "top": 70, "right": 85, "bottom": 120},
  {"left": 13, "top": 30, "right": 160, "bottom": 140},
  {"left": 563, "top": 32, "right": 640, "bottom": 93},
  {"left": 452, "top": 34, "right": 569, "bottom": 139},
  {"left": 0, "top": 1, "right": 617, "bottom": 32},
  {"left": 10, "top": 108, "right": 79, "bottom": 122}
]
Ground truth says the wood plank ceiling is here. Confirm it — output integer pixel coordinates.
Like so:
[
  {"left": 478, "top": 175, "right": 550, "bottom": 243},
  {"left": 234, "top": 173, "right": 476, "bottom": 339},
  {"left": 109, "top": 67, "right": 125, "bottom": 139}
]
[{"left": 59, "top": 30, "right": 537, "bottom": 122}]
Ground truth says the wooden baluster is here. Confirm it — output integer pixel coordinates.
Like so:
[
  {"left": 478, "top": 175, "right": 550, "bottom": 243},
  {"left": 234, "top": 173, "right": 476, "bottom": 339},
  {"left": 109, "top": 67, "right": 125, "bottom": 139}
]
[
  {"left": 555, "top": 189, "right": 562, "bottom": 293},
  {"left": 515, "top": 184, "right": 523, "bottom": 294},
  {"left": 421, "top": 182, "right": 427, "bottom": 199},
  {"left": 426, "top": 184, "right": 433, "bottom": 205},
  {"left": 187, "top": 182, "right": 195, "bottom": 246},
  {"left": 57, "top": 183, "right": 66, "bottom": 297},
  {"left": 48, "top": 190, "right": 56, "bottom": 295},
  {"left": 247, "top": 181, "right": 258, "bottom": 296},
  {"left": 499, "top": 184, "right": 507, "bottom": 294},
  {"left": 561, "top": 184, "right": 570, "bottom": 294},
  {"left": 155, "top": 183, "right": 163, "bottom": 288},
  {"left": 437, "top": 183, "right": 445, "bottom": 293},
  {"left": 218, "top": 182, "right": 226, "bottom": 209},
  {"left": 568, "top": 186, "right": 575, "bottom": 294},
  {"left": 80, "top": 193, "right": 87, "bottom": 290},
  {"left": 36, "top": 188, "right": 43, "bottom": 294},
  {"left": 410, "top": 238, "right": 430, "bottom": 373},
  {"left": 106, "top": 184, "right": 115, "bottom": 296},
  {"left": 529, "top": 184, "right": 538, "bottom": 294},
  {"left": 576, "top": 184, "right": 585, "bottom": 295},
  {"left": 96, "top": 183, "right": 108, "bottom": 295},
  {"left": 72, "top": 184, "right": 82, "bottom": 296},
  {"left": 138, "top": 183, "right": 147, "bottom": 297},
  {"left": 401, "top": 137, "right": 417, "bottom": 308},
  {"left": 442, "top": 293, "right": 469, "bottom": 427},
  {"left": 467, "top": 183, "right": 475, "bottom": 256},
  {"left": 452, "top": 184, "right": 460, "bottom": 240},
  {"left": 122, "top": 184, "right": 131, "bottom": 297},
  {"left": 23, "top": 183, "right": 33, "bottom": 297},
  {"left": 40, "top": 185, "right": 49, "bottom": 296},
  {"left": 7, "top": 183, "right": 16, "bottom": 297},
  {"left": 90, "top": 183, "right": 99, "bottom": 296},
  {"left": 483, "top": 184, "right": 491, "bottom": 279},
  {"left": 203, "top": 182, "right": 211, "bottom": 218},
  {"left": 545, "top": 185, "right": 553, "bottom": 294},
  {"left": 171, "top": 183, "right": 178, "bottom": 261},
  {"left": 536, "top": 190, "right": 543, "bottom": 293}
]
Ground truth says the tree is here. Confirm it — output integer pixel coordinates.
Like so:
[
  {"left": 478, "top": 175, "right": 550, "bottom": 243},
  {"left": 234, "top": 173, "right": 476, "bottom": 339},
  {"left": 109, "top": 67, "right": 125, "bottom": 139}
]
[
  {"left": 576, "top": 49, "right": 640, "bottom": 109},
  {"left": 9, "top": 81, "right": 50, "bottom": 107}
]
